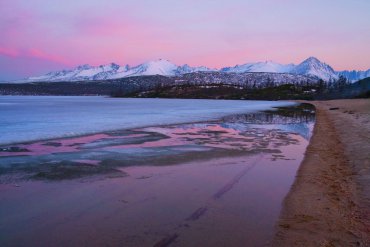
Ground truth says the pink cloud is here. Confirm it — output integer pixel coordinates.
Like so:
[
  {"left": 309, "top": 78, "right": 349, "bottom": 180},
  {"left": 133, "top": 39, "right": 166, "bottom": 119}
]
[
  {"left": 26, "top": 48, "right": 70, "bottom": 65},
  {"left": 0, "top": 47, "right": 20, "bottom": 57},
  {"left": 0, "top": 46, "right": 71, "bottom": 66},
  {"left": 73, "top": 16, "right": 131, "bottom": 36}
]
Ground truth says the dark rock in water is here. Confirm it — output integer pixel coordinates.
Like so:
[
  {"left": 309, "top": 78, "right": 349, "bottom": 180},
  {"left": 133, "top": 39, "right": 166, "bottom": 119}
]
[
  {"left": 0, "top": 146, "right": 30, "bottom": 152},
  {"left": 42, "top": 142, "right": 62, "bottom": 147},
  {"left": 329, "top": 107, "right": 339, "bottom": 110}
]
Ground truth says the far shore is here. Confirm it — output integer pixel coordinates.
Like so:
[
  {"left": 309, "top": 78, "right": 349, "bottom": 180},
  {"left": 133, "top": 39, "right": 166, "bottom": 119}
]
[{"left": 273, "top": 99, "right": 370, "bottom": 246}]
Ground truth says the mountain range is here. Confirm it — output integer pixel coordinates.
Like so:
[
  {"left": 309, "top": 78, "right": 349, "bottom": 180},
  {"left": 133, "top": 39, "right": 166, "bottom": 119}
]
[{"left": 17, "top": 57, "right": 370, "bottom": 83}]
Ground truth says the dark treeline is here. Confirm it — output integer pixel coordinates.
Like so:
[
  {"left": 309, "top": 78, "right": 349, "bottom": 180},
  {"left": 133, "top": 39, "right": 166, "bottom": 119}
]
[
  {"left": 0, "top": 75, "right": 173, "bottom": 96},
  {"left": 124, "top": 76, "right": 369, "bottom": 100},
  {"left": 1, "top": 74, "right": 369, "bottom": 100}
]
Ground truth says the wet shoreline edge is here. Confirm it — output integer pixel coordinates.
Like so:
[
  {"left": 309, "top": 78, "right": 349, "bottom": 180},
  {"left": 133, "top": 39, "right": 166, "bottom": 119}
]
[{"left": 273, "top": 99, "right": 370, "bottom": 246}]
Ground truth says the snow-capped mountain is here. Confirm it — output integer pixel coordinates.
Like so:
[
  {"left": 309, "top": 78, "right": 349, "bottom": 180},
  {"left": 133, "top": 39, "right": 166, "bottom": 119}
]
[
  {"left": 28, "top": 63, "right": 121, "bottom": 82},
  {"left": 110, "top": 59, "right": 178, "bottom": 78},
  {"left": 24, "top": 59, "right": 214, "bottom": 82},
  {"left": 290, "top": 57, "right": 338, "bottom": 81},
  {"left": 337, "top": 69, "right": 370, "bottom": 82},
  {"left": 18, "top": 57, "right": 369, "bottom": 83},
  {"left": 221, "top": 61, "right": 295, "bottom": 73},
  {"left": 221, "top": 57, "right": 339, "bottom": 81},
  {"left": 109, "top": 59, "right": 214, "bottom": 79}
]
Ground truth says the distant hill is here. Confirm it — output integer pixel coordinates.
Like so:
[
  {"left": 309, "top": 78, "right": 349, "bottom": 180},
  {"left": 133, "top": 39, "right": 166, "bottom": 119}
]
[
  {"left": 349, "top": 77, "right": 370, "bottom": 98},
  {"left": 338, "top": 70, "right": 370, "bottom": 82},
  {"left": 315, "top": 77, "right": 370, "bottom": 99},
  {"left": 0, "top": 71, "right": 316, "bottom": 98},
  {"left": 0, "top": 71, "right": 324, "bottom": 100},
  {"left": 1, "top": 72, "right": 368, "bottom": 100}
]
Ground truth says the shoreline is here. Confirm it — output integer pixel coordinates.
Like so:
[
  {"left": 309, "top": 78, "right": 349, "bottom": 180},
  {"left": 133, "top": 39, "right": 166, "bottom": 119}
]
[{"left": 273, "top": 99, "right": 370, "bottom": 246}]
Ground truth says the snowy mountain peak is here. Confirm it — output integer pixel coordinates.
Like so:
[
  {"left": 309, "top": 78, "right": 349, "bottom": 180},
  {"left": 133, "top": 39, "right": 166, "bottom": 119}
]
[
  {"left": 77, "top": 64, "right": 93, "bottom": 70},
  {"left": 129, "top": 59, "right": 178, "bottom": 76},
  {"left": 122, "top": 64, "right": 130, "bottom": 71},
  {"left": 219, "top": 57, "right": 343, "bottom": 81},
  {"left": 97, "top": 63, "right": 120, "bottom": 71},
  {"left": 108, "top": 63, "right": 120, "bottom": 69},
  {"left": 145, "top": 59, "right": 176, "bottom": 67},
  {"left": 221, "top": 60, "right": 295, "bottom": 74},
  {"left": 292, "top": 57, "right": 338, "bottom": 81},
  {"left": 303, "top": 57, "right": 322, "bottom": 64}
]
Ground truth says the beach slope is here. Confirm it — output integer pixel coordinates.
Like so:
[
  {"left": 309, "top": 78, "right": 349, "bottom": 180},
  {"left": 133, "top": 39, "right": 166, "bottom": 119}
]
[{"left": 273, "top": 99, "right": 370, "bottom": 246}]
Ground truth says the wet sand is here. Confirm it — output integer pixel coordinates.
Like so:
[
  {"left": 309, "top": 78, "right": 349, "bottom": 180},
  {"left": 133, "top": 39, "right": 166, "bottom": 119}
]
[{"left": 274, "top": 99, "right": 370, "bottom": 246}]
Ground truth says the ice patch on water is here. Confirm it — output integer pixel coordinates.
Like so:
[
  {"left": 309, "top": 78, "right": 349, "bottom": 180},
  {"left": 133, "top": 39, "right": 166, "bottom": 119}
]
[{"left": 0, "top": 96, "right": 295, "bottom": 145}]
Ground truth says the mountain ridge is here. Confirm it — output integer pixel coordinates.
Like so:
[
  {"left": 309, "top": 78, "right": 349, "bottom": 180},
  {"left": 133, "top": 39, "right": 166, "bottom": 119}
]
[{"left": 14, "top": 57, "right": 370, "bottom": 83}]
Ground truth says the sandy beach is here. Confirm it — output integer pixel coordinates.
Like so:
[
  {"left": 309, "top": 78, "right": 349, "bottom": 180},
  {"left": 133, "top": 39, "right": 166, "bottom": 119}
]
[{"left": 274, "top": 99, "right": 370, "bottom": 246}]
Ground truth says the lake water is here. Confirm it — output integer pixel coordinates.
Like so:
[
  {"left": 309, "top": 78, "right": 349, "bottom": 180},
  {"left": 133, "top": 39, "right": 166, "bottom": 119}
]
[
  {"left": 0, "top": 96, "right": 294, "bottom": 145},
  {"left": 0, "top": 96, "right": 315, "bottom": 247}
]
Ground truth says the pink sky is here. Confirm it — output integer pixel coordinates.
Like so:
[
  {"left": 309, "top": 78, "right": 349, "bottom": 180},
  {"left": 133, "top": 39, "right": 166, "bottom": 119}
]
[{"left": 0, "top": 0, "right": 369, "bottom": 80}]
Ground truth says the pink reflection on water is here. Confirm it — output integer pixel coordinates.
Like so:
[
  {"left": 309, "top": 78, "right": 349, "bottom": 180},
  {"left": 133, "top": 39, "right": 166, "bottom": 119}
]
[
  {"left": 0, "top": 140, "right": 308, "bottom": 247},
  {"left": 0, "top": 123, "right": 299, "bottom": 159},
  {"left": 134, "top": 125, "right": 279, "bottom": 151},
  {"left": 0, "top": 133, "right": 148, "bottom": 157}
]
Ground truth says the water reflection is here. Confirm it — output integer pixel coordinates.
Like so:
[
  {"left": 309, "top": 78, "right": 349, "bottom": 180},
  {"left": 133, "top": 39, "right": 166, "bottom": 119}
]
[
  {"left": 0, "top": 104, "right": 315, "bottom": 181},
  {"left": 222, "top": 103, "right": 315, "bottom": 140}
]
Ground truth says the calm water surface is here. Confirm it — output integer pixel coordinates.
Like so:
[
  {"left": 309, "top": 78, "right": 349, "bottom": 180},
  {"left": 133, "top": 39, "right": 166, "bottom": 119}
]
[{"left": 0, "top": 96, "right": 294, "bottom": 145}]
